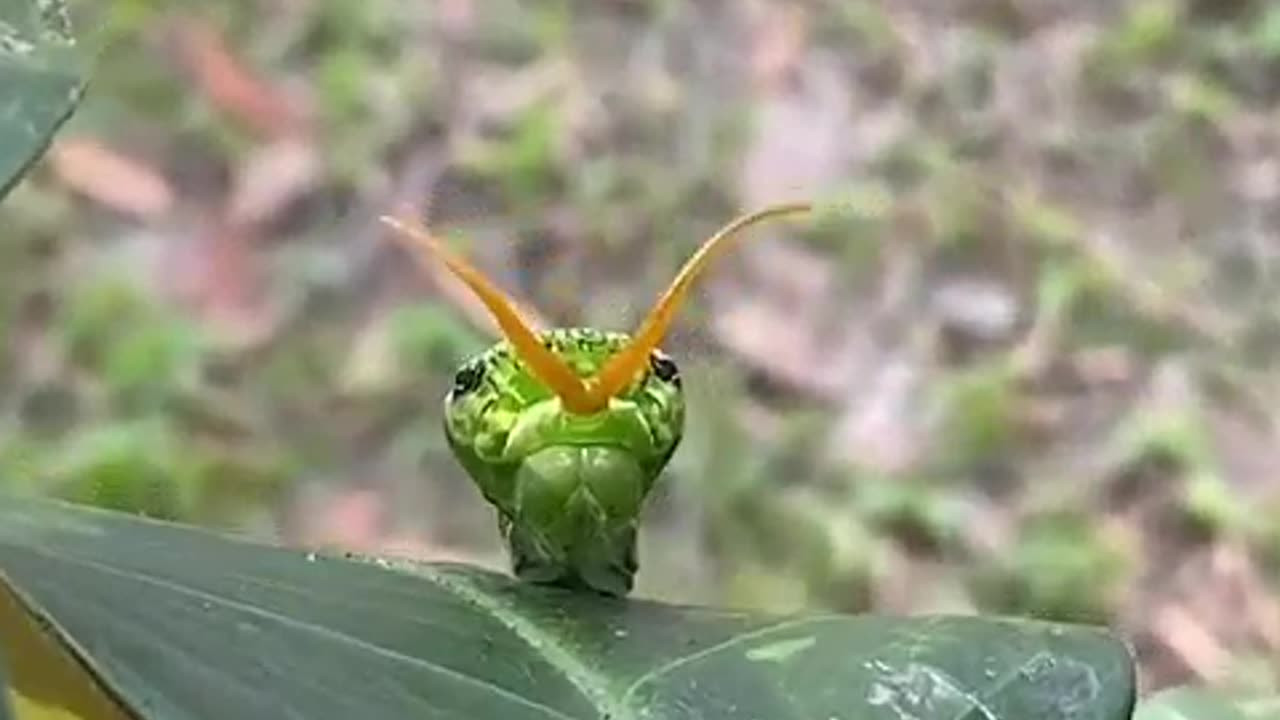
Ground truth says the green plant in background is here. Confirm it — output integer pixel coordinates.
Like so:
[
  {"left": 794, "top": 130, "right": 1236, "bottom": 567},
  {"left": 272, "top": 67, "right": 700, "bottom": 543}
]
[
  {"left": 1111, "top": 394, "right": 1251, "bottom": 541},
  {"left": 1082, "top": 0, "right": 1183, "bottom": 95},
  {"left": 931, "top": 360, "right": 1023, "bottom": 469},
  {"left": 387, "top": 302, "right": 491, "bottom": 378},
  {"left": 0, "top": 264, "right": 294, "bottom": 529},
  {"left": 1256, "top": 4, "right": 1280, "bottom": 60},
  {"left": 35, "top": 418, "right": 187, "bottom": 518},
  {"left": 971, "top": 509, "right": 1131, "bottom": 625},
  {"left": 459, "top": 100, "right": 564, "bottom": 213},
  {"left": 59, "top": 276, "right": 208, "bottom": 411}
]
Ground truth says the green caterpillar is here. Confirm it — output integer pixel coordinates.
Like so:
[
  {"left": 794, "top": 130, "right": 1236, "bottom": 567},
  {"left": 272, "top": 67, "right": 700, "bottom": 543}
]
[{"left": 381, "top": 201, "right": 813, "bottom": 596}]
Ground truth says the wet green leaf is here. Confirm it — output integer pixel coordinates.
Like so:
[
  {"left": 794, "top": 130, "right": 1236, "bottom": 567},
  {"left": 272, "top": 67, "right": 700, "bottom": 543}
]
[
  {"left": 0, "top": 553, "right": 133, "bottom": 719},
  {"left": 0, "top": 0, "right": 85, "bottom": 200},
  {"left": 0, "top": 494, "right": 1137, "bottom": 719}
]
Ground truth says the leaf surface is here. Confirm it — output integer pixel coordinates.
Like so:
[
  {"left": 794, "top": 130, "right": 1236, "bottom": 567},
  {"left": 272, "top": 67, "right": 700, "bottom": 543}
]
[
  {"left": 0, "top": 494, "right": 1137, "bottom": 719},
  {"left": 0, "top": 0, "right": 85, "bottom": 200}
]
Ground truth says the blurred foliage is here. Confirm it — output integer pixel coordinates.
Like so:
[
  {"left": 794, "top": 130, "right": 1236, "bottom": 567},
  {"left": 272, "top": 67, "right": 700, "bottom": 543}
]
[{"left": 1, "top": 0, "right": 1279, "bottom": 698}]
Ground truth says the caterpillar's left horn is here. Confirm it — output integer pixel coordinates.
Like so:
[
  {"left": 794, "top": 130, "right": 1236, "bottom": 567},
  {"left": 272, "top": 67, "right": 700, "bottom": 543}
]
[{"left": 380, "top": 211, "right": 601, "bottom": 414}]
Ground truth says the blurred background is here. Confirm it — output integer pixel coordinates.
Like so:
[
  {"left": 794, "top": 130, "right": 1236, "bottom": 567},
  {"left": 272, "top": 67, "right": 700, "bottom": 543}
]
[{"left": 2, "top": 0, "right": 1278, "bottom": 697}]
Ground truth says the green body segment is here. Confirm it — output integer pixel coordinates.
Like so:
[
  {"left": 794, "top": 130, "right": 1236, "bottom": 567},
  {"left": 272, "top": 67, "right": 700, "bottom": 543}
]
[{"left": 442, "top": 328, "right": 685, "bottom": 595}]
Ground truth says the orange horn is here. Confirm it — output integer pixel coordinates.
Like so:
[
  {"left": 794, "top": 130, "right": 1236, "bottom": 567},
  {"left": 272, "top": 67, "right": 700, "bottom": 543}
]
[
  {"left": 586, "top": 201, "right": 813, "bottom": 405},
  {"left": 380, "top": 211, "right": 600, "bottom": 414}
]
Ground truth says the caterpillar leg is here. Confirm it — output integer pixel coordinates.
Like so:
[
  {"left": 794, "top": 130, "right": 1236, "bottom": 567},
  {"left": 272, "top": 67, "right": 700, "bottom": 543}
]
[{"left": 500, "top": 513, "right": 639, "bottom": 597}]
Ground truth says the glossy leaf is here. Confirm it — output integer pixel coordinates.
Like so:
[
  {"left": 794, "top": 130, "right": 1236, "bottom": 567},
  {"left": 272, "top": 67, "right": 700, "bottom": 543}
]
[
  {"left": 0, "top": 0, "right": 85, "bottom": 200},
  {"left": 0, "top": 573, "right": 133, "bottom": 719},
  {"left": 0, "top": 494, "right": 1138, "bottom": 720}
]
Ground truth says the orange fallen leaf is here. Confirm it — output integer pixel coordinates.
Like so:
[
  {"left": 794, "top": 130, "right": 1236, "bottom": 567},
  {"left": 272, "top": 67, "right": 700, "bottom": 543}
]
[
  {"left": 227, "top": 137, "right": 320, "bottom": 227},
  {"left": 48, "top": 138, "right": 174, "bottom": 219},
  {"left": 171, "top": 19, "right": 305, "bottom": 140},
  {"left": 160, "top": 216, "right": 280, "bottom": 351},
  {"left": 1151, "top": 601, "right": 1231, "bottom": 681},
  {"left": 749, "top": 3, "right": 810, "bottom": 90},
  {"left": 294, "top": 489, "right": 385, "bottom": 551}
]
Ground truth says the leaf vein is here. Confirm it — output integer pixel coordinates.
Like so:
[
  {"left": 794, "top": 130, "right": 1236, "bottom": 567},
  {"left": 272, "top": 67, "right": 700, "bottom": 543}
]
[
  {"left": 618, "top": 614, "right": 845, "bottom": 706},
  {"left": 417, "top": 568, "right": 637, "bottom": 720},
  {"left": 16, "top": 545, "right": 576, "bottom": 720}
]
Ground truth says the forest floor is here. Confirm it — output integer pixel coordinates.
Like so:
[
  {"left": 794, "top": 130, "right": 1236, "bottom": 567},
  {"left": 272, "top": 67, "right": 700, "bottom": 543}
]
[{"left": 2, "top": 0, "right": 1279, "bottom": 696}]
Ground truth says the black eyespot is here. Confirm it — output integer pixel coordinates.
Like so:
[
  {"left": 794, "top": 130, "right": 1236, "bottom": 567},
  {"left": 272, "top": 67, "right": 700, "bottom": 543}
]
[
  {"left": 649, "top": 351, "right": 680, "bottom": 388},
  {"left": 451, "top": 361, "right": 485, "bottom": 399}
]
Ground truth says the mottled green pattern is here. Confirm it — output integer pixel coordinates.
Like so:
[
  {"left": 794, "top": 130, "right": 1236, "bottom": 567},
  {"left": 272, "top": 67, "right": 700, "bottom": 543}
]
[{"left": 442, "top": 327, "right": 685, "bottom": 595}]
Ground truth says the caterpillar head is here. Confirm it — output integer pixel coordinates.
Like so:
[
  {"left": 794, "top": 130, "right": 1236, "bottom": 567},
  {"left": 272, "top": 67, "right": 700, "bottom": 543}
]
[{"left": 380, "top": 202, "right": 813, "bottom": 594}]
